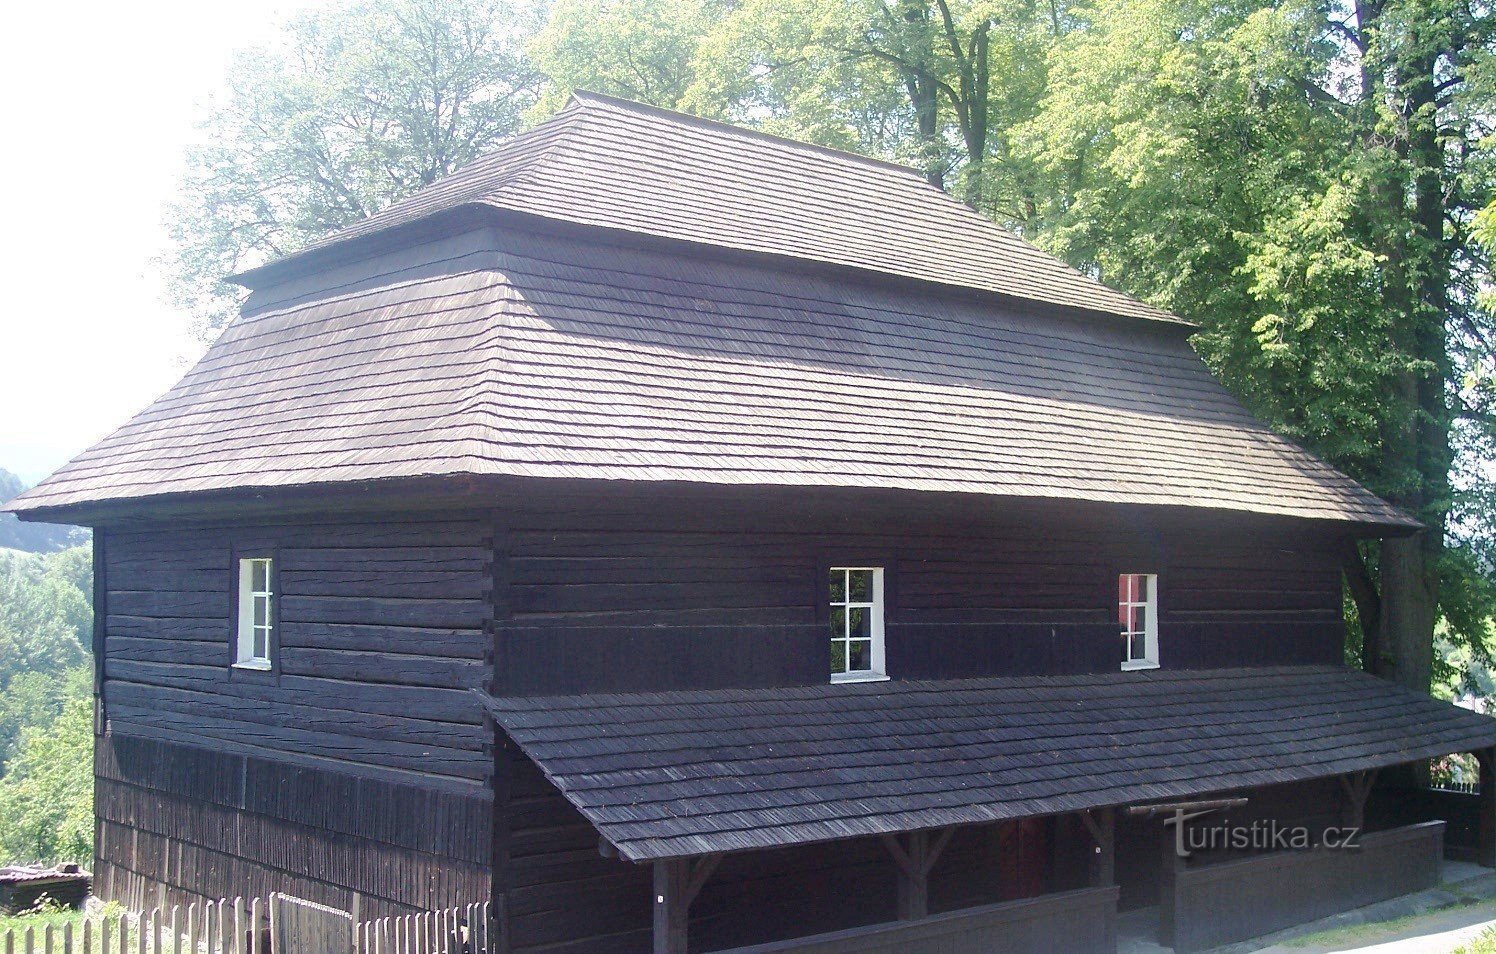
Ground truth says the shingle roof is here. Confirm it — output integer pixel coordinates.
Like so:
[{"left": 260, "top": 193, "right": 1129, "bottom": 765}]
[
  {"left": 481, "top": 666, "right": 1496, "bottom": 862},
  {"left": 5, "top": 230, "right": 1412, "bottom": 526},
  {"left": 238, "top": 91, "right": 1183, "bottom": 326}
]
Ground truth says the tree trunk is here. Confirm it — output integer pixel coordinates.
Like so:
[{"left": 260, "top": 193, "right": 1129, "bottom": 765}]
[
  {"left": 1356, "top": 12, "right": 1450, "bottom": 698},
  {"left": 1379, "top": 536, "right": 1436, "bottom": 692}
]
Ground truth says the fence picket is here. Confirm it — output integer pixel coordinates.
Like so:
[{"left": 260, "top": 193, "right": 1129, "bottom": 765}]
[{"left": 0, "top": 895, "right": 492, "bottom": 953}]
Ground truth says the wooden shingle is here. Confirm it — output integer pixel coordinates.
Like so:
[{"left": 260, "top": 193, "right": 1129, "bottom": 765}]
[
  {"left": 482, "top": 665, "right": 1496, "bottom": 861},
  {"left": 7, "top": 98, "right": 1412, "bottom": 528}
]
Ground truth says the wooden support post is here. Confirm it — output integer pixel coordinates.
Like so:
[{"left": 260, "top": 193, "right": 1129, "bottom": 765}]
[
  {"left": 1080, "top": 808, "right": 1116, "bottom": 887},
  {"left": 1158, "top": 817, "right": 1183, "bottom": 948},
  {"left": 894, "top": 831, "right": 929, "bottom": 920},
  {"left": 1478, "top": 749, "right": 1496, "bottom": 868},
  {"left": 652, "top": 854, "right": 721, "bottom": 954},
  {"left": 882, "top": 827, "right": 957, "bottom": 921},
  {"left": 1338, "top": 769, "right": 1378, "bottom": 830}
]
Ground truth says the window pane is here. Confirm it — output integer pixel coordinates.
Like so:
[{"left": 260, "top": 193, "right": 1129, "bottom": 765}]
[
  {"left": 1137, "top": 575, "right": 1151, "bottom": 602},
  {"left": 254, "top": 626, "right": 269, "bottom": 660},
  {"left": 849, "top": 640, "right": 871, "bottom": 671},
  {"left": 252, "top": 560, "right": 269, "bottom": 592},
  {"left": 831, "top": 640, "right": 847, "bottom": 674},
  {"left": 1133, "top": 604, "right": 1148, "bottom": 636},
  {"left": 848, "top": 606, "right": 870, "bottom": 639},
  {"left": 830, "top": 606, "right": 847, "bottom": 638},
  {"left": 253, "top": 595, "right": 270, "bottom": 628},
  {"left": 829, "top": 569, "right": 847, "bottom": 603},
  {"left": 848, "top": 570, "right": 872, "bottom": 602}
]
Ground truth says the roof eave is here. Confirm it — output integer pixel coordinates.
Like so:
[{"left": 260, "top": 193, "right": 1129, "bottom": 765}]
[{"left": 3, "top": 472, "right": 1419, "bottom": 538}]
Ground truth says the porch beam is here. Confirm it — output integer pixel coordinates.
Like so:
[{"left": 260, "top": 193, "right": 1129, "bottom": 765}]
[
  {"left": 1158, "top": 815, "right": 1184, "bottom": 948},
  {"left": 1479, "top": 749, "right": 1496, "bottom": 868},
  {"left": 652, "top": 854, "right": 721, "bottom": 954},
  {"left": 1127, "top": 797, "right": 1248, "bottom": 817},
  {"left": 1338, "top": 769, "right": 1378, "bottom": 830},
  {"left": 882, "top": 827, "right": 957, "bottom": 921},
  {"left": 1080, "top": 808, "right": 1115, "bottom": 887}
]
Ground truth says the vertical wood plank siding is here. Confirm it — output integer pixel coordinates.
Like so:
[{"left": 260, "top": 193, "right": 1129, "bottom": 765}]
[
  {"left": 95, "top": 514, "right": 494, "bottom": 915},
  {"left": 496, "top": 487, "right": 1347, "bottom": 696}
]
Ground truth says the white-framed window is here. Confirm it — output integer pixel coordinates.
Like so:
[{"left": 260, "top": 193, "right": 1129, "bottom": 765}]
[
  {"left": 236, "top": 557, "right": 275, "bottom": 670},
  {"left": 1119, "top": 573, "right": 1159, "bottom": 670},
  {"left": 829, "top": 567, "right": 886, "bottom": 683}
]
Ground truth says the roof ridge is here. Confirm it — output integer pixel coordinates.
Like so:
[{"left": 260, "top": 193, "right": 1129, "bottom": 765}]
[{"left": 566, "top": 89, "right": 928, "bottom": 180}]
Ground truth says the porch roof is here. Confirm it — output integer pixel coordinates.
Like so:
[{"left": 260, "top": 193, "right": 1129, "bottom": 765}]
[{"left": 481, "top": 665, "right": 1496, "bottom": 862}]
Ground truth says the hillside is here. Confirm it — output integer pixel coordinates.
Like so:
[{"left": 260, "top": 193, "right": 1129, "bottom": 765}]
[{"left": 0, "top": 469, "right": 86, "bottom": 553}]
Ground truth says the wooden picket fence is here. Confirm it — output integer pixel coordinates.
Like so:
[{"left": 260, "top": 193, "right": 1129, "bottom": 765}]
[
  {"left": 0, "top": 896, "right": 493, "bottom": 954},
  {"left": 356, "top": 901, "right": 493, "bottom": 953}
]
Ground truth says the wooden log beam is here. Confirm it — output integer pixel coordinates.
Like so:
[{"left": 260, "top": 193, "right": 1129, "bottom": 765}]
[
  {"left": 1126, "top": 797, "right": 1248, "bottom": 817},
  {"left": 1479, "top": 750, "right": 1496, "bottom": 868}
]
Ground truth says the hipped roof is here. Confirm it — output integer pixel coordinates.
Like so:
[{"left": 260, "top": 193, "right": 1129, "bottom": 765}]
[
  {"left": 7, "top": 95, "right": 1410, "bottom": 528},
  {"left": 238, "top": 91, "right": 1183, "bottom": 326},
  {"left": 482, "top": 665, "right": 1496, "bottom": 862}
]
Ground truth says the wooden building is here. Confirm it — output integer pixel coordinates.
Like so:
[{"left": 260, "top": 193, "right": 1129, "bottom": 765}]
[{"left": 10, "top": 92, "right": 1496, "bottom": 953}]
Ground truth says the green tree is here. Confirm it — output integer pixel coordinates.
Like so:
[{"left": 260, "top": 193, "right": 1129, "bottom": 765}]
[
  {"left": 535, "top": 0, "right": 1064, "bottom": 207},
  {"left": 166, "top": 0, "right": 545, "bottom": 333},
  {"left": 0, "top": 693, "right": 94, "bottom": 864},
  {"left": 1020, "top": 0, "right": 1496, "bottom": 692},
  {"left": 529, "top": 0, "right": 724, "bottom": 111},
  {"left": 0, "top": 669, "right": 90, "bottom": 775},
  {"left": 0, "top": 548, "right": 91, "bottom": 686}
]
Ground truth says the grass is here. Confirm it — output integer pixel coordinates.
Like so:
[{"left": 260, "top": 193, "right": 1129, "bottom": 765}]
[
  {"left": 1277, "top": 895, "right": 1496, "bottom": 951},
  {"left": 1455, "top": 923, "right": 1496, "bottom": 953},
  {"left": 0, "top": 896, "right": 134, "bottom": 943},
  {"left": 1281, "top": 908, "right": 1433, "bottom": 947}
]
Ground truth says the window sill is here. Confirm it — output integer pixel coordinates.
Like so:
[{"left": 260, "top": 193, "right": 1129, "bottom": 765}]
[
  {"left": 831, "top": 672, "right": 891, "bottom": 685},
  {"left": 1121, "top": 660, "right": 1160, "bottom": 672},
  {"left": 232, "top": 659, "right": 274, "bottom": 672}
]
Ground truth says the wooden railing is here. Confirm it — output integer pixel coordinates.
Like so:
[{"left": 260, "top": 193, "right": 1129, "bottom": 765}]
[
  {"left": 1166, "top": 820, "right": 1446, "bottom": 953},
  {"left": 0, "top": 896, "right": 492, "bottom": 953},
  {"left": 719, "top": 885, "right": 1119, "bottom": 954}
]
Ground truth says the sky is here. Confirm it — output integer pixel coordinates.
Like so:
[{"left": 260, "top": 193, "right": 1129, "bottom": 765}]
[{"left": 0, "top": 0, "right": 325, "bottom": 485}]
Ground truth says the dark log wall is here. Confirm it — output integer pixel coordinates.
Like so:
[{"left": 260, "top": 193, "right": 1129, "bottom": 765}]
[
  {"left": 95, "top": 514, "right": 494, "bottom": 914},
  {"left": 493, "top": 483, "right": 1349, "bottom": 951},
  {"left": 496, "top": 485, "right": 1347, "bottom": 696},
  {"left": 89, "top": 482, "right": 1350, "bottom": 942}
]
